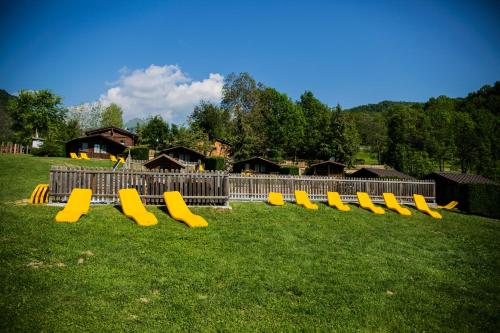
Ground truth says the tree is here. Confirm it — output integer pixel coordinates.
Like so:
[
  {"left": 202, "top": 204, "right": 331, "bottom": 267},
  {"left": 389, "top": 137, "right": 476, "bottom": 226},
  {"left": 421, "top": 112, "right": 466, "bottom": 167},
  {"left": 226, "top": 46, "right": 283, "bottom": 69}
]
[
  {"left": 140, "top": 116, "right": 169, "bottom": 150},
  {"left": 7, "top": 90, "right": 66, "bottom": 145},
  {"left": 101, "top": 103, "right": 124, "bottom": 128},
  {"left": 189, "top": 101, "right": 230, "bottom": 140},
  {"left": 67, "top": 102, "right": 104, "bottom": 130}
]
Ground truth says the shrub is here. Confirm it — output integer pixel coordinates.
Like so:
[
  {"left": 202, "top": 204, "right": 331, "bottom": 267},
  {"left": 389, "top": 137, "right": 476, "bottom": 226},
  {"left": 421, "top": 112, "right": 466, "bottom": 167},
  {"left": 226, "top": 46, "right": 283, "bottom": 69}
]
[
  {"left": 279, "top": 166, "right": 299, "bottom": 175},
  {"left": 32, "top": 141, "right": 64, "bottom": 157},
  {"left": 205, "top": 157, "right": 225, "bottom": 171},
  {"left": 459, "top": 183, "right": 500, "bottom": 219},
  {"left": 125, "top": 146, "right": 149, "bottom": 160}
]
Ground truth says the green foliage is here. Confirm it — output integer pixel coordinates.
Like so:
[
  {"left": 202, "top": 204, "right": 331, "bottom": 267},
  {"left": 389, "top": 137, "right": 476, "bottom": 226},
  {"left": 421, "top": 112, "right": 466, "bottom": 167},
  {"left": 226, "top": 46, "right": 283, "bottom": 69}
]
[
  {"left": 139, "top": 115, "right": 170, "bottom": 150},
  {"left": 6, "top": 90, "right": 66, "bottom": 145},
  {"left": 124, "top": 146, "right": 149, "bottom": 160},
  {"left": 100, "top": 103, "right": 124, "bottom": 128},
  {"left": 459, "top": 183, "right": 500, "bottom": 219},
  {"left": 189, "top": 101, "right": 230, "bottom": 140},
  {"left": 31, "top": 140, "right": 64, "bottom": 157},
  {"left": 0, "top": 89, "right": 15, "bottom": 142},
  {"left": 279, "top": 166, "right": 299, "bottom": 175},
  {"left": 205, "top": 157, "right": 225, "bottom": 171}
]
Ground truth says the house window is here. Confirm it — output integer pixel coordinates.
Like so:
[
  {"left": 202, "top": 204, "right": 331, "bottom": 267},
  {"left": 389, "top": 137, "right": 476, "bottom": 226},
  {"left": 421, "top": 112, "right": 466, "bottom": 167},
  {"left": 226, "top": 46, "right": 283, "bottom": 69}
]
[
  {"left": 94, "top": 144, "right": 100, "bottom": 153},
  {"left": 82, "top": 142, "right": 88, "bottom": 151},
  {"left": 101, "top": 144, "right": 106, "bottom": 153},
  {"left": 245, "top": 163, "right": 250, "bottom": 171}
]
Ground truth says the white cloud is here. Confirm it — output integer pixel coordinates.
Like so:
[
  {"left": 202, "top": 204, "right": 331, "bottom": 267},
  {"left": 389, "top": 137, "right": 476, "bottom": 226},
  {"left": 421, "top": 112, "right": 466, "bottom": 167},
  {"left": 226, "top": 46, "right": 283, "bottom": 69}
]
[{"left": 99, "top": 64, "right": 223, "bottom": 124}]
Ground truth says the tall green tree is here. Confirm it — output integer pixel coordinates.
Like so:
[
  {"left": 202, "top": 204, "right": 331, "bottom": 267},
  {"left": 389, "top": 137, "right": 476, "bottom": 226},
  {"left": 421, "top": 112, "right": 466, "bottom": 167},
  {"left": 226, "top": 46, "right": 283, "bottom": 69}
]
[
  {"left": 7, "top": 90, "right": 66, "bottom": 145},
  {"left": 140, "top": 116, "right": 170, "bottom": 150},
  {"left": 101, "top": 103, "right": 124, "bottom": 128},
  {"left": 189, "top": 101, "right": 230, "bottom": 140}
]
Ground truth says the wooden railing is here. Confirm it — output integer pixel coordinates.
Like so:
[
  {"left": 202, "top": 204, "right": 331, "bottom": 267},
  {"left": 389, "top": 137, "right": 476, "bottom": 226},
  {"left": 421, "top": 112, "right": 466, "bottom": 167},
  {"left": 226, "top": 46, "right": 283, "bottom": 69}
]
[
  {"left": 48, "top": 167, "right": 435, "bottom": 205},
  {"left": 228, "top": 174, "right": 435, "bottom": 203},
  {"left": 49, "top": 166, "right": 228, "bottom": 205},
  {"left": 1, "top": 142, "right": 30, "bottom": 154}
]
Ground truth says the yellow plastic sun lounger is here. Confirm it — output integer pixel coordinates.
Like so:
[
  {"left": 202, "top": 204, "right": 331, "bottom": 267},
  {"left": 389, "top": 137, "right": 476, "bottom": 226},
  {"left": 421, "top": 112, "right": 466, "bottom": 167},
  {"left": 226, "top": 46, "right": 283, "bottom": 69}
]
[
  {"left": 118, "top": 188, "right": 158, "bottom": 226},
  {"left": 383, "top": 192, "right": 411, "bottom": 216},
  {"left": 327, "top": 192, "right": 350, "bottom": 211},
  {"left": 437, "top": 201, "right": 458, "bottom": 210},
  {"left": 356, "top": 192, "right": 385, "bottom": 214},
  {"left": 55, "top": 188, "right": 92, "bottom": 223},
  {"left": 110, "top": 155, "right": 118, "bottom": 162},
  {"left": 268, "top": 192, "right": 285, "bottom": 206},
  {"left": 294, "top": 190, "right": 319, "bottom": 210},
  {"left": 80, "top": 152, "right": 91, "bottom": 160},
  {"left": 163, "top": 191, "right": 208, "bottom": 228},
  {"left": 70, "top": 152, "right": 81, "bottom": 160},
  {"left": 413, "top": 194, "right": 442, "bottom": 219},
  {"left": 119, "top": 157, "right": 126, "bottom": 163}
]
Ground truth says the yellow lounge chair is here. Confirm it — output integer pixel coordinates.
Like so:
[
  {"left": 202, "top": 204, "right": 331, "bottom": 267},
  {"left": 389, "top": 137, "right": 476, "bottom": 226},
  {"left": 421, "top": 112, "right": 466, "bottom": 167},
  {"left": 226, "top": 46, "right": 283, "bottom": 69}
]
[
  {"left": 80, "top": 152, "right": 91, "bottom": 160},
  {"left": 383, "top": 192, "right": 411, "bottom": 216},
  {"left": 118, "top": 188, "right": 158, "bottom": 226},
  {"left": 70, "top": 152, "right": 81, "bottom": 160},
  {"left": 437, "top": 201, "right": 458, "bottom": 210},
  {"left": 110, "top": 155, "right": 118, "bottom": 162},
  {"left": 163, "top": 191, "right": 208, "bottom": 228},
  {"left": 119, "top": 157, "right": 126, "bottom": 163},
  {"left": 413, "top": 194, "right": 442, "bottom": 219},
  {"left": 55, "top": 188, "right": 92, "bottom": 223},
  {"left": 294, "top": 190, "right": 318, "bottom": 210},
  {"left": 268, "top": 192, "right": 285, "bottom": 206},
  {"left": 327, "top": 192, "right": 350, "bottom": 211},
  {"left": 356, "top": 192, "right": 385, "bottom": 214}
]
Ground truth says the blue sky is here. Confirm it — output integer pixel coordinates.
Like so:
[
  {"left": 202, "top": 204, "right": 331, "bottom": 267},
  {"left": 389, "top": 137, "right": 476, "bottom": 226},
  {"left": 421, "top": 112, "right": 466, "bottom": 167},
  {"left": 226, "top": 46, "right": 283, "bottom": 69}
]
[{"left": 1, "top": 0, "right": 499, "bottom": 122}]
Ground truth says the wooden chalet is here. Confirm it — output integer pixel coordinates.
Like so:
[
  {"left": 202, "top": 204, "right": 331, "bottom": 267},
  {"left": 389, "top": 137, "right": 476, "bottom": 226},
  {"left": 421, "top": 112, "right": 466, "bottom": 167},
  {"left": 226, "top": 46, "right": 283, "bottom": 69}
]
[
  {"left": 143, "top": 154, "right": 185, "bottom": 171},
  {"left": 350, "top": 167, "right": 415, "bottom": 180},
  {"left": 65, "top": 126, "right": 138, "bottom": 159},
  {"left": 309, "top": 160, "right": 346, "bottom": 176},
  {"left": 427, "top": 172, "right": 497, "bottom": 206},
  {"left": 232, "top": 157, "right": 280, "bottom": 174},
  {"left": 158, "top": 146, "right": 206, "bottom": 166}
]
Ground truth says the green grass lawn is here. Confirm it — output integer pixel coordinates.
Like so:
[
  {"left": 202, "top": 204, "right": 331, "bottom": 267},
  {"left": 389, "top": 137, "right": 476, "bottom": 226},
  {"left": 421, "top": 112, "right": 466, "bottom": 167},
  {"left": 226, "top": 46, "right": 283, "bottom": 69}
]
[
  {"left": 0, "top": 154, "right": 499, "bottom": 332},
  {"left": 354, "top": 147, "right": 379, "bottom": 165}
]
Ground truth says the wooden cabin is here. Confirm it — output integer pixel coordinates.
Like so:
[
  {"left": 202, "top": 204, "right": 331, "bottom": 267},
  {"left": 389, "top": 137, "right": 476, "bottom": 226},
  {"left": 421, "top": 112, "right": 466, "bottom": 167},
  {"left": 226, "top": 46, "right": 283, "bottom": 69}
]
[
  {"left": 158, "top": 146, "right": 206, "bottom": 166},
  {"left": 309, "top": 160, "right": 346, "bottom": 176},
  {"left": 143, "top": 154, "right": 185, "bottom": 171},
  {"left": 232, "top": 157, "right": 280, "bottom": 174},
  {"left": 65, "top": 126, "right": 137, "bottom": 159},
  {"left": 350, "top": 167, "right": 415, "bottom": 180}
]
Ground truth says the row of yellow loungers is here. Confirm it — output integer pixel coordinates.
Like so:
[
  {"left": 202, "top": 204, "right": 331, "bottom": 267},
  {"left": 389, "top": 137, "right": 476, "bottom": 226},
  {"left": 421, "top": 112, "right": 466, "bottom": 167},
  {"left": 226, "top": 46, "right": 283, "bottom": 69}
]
[
  {"left": 70, "top": 152, "right": 126, "bottom": 163},
  {"left": 269, "top": 191, "right": 442, "bottom": 219},
  {"left": 55, "top": 188, "right": 208, "bottom": 227}
]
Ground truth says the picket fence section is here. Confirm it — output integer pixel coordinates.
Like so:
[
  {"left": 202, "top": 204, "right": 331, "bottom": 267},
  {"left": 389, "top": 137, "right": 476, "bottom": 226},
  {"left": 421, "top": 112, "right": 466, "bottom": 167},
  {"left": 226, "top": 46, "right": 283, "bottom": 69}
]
[
  {"left": 49, "top": 166, "right": 228, "bottom": 205},
  {"left": 48, "top": 167, "right": 435, "bottom": 205},
  {"left": 228, "top": 174, "right": 435, "bottom": 203},
  {"left": 0, "top": 142, "right": 30, "bottom": 154}
]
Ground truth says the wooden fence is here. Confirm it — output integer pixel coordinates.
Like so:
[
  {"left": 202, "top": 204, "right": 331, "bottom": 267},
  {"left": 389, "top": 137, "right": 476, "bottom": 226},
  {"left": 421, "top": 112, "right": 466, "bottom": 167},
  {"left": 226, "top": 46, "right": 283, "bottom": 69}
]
[
  {"left": 0, "top": 142, "right": 30, "bottom": 154},
  {"left": 228, "top": 174, "right": 435, "bottom": 203},
  {"left": 48, "top": 167, "right": 435, "bottom": 205},
  {"left": 49, "top": 166, "right": 228, "bottom": 205}
]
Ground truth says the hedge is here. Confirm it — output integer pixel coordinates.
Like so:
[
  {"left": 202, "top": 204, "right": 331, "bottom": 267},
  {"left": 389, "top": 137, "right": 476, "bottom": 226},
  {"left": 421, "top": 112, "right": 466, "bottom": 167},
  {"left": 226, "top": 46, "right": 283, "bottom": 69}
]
[
  {"left": 205, "top": 157, "right": 225, "bottom": 171},
  {"left": 280, "top": 166, "right": 299, "bottom": 175},
  {"left": 124, "top": 146, "right": 149, "bottom": 160},
  {"left": 459, "top": 183, "right": 500, "bottom": 219}
]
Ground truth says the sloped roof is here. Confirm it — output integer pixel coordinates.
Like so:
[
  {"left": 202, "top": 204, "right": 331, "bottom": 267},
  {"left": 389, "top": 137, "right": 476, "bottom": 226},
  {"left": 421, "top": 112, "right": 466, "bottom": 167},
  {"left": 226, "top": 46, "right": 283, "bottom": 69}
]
[
  {"left": 310, "top": 160, "right": 346, "bottom": 168},
  {"left": 430, "top": 172, "right": 497, "bottom": 185},
  {"left": 159, "top": 146, "right": 205, "bottom": 159},
  {"left": 233, "top": 156, "right": 280, "bottom": 167},
  {"left": 85, "top": 126, "right": 138, "bottom": 139},
  {"left": 66, "top": 134, "right": 126, "bottom": 148},
  {"left": 352, "top": 167, "right": 416, "bottom": 180},
  {"left": 143, "top": 154, "right": 185, "bottom": 169}
]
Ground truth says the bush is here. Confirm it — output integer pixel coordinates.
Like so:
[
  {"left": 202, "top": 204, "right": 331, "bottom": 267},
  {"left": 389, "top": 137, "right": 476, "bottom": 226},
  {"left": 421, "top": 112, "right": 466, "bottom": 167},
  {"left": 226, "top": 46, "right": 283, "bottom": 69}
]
[
  {"left": 32, "top": 141, "right": 64, "bottom": 157},
  {"left": 205, "top": 157, "right": 225, "bottom": 171},
  {"left": 279, "top": 166, "right": 299, "bottom": 175},
  {"left": 125, "top": 146, "right": 149, "bottom": 160},
  {"left": 459, "top": 183, "right": 500, "bottom": 219}
]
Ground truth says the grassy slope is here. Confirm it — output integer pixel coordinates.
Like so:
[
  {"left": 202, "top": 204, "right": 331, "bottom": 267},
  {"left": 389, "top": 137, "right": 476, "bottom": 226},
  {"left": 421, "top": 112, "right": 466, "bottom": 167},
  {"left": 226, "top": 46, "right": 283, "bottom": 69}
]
[{"left": 0, "top": 154, "right": 499, "bottom": 332}]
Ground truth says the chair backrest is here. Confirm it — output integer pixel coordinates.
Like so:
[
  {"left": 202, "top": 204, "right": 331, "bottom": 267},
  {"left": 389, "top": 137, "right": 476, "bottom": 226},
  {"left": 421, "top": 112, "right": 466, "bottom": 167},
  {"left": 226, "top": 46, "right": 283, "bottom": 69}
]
[
  {"left": 327, "top": 192, "right": 343, "bottom": 207},
  {"left": 66, "top": 188, "right": 92, "bottom": 213},
  {"left": 294, "top": 190, "right": 309, "bottom": 205},
  {"left": 70, "top": 152, "right": 78, "bottom": 159},
  {"left": 357, "top": 192, "right": 375, "bottom": 208},
  {"left": 164, "top": 191, "right": 191, "bottom": 219},
  {"left": 383, "top": 193, "right": 399, "bottom": 209},
  {"left": 269, "top": 192, "right": 284, "bottom": 205},
  {"left": 110, "top": 155, "right": 117, "bottom": 161},
  {"left": 119, "top": 188, "right": 147, "bottom": 216},
  {"left": 413, "top": 194, "right": 430, "bottom": 211}
]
